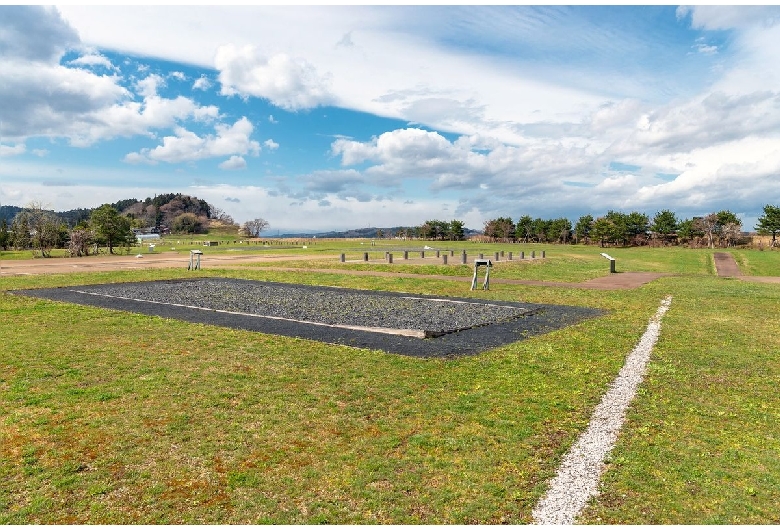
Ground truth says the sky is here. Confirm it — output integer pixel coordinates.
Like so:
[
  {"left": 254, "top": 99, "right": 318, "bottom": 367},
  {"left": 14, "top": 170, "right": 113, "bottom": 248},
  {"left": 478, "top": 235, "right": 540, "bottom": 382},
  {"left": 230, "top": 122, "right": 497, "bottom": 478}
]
[{"left": 2, "top": 4, "right": 780, "bottom": 233}]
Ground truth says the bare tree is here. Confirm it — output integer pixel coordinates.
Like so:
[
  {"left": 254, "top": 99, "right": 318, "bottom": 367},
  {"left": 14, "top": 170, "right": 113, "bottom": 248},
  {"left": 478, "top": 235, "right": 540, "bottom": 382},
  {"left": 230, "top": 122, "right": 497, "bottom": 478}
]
[{"left": 243, "top": 218, "right": 269, "bottom": 237}]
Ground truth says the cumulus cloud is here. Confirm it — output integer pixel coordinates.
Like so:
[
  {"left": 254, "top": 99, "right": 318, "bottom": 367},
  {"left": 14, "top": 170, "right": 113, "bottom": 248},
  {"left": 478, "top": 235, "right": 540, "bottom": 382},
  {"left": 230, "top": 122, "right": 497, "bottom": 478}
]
[
  {"left": 135, "top": 74, "right": 165, "bottom": 97},
  {"left": 192, "top": 75, "right": 211, "bottom": 90},
  {"left": 0, "top": 5, "right": 79, "bottom": 63},
  {"left": 219, "top": 155, "right": 247, "bottom": 170},
  {"left": 124, "top": 117, "right": 260, "bottom": 164},
  {"left": 0, "top": 6, "right": 221, "bottom": 147},
  {"left": 69, "top": 51, "right": 117, "bottom": 70},
  {"left": 264, "top": 139, "right": 279, "bottom": 150},
  {"left": 215, "top": 45, "right": 333, "bottom": 110},
  {"left": 170, "top": 71, "right": 186, "bottom": 81}
]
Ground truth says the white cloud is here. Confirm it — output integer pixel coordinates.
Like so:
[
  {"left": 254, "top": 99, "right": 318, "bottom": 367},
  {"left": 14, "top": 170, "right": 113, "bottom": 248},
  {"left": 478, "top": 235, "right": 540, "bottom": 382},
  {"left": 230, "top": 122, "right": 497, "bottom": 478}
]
[
  {"left": 69, "top": 51, "right": 117, "bottom": 69},
  {"left": 215, "top": 45, "right": 333, "bottom": 110},
  {"left": 264, "top": 139, "right": 279, "bottom": 150},
  {"left": 171, "top": 71, "right": 186, "bottom": 81},
  {"left": 192, "top": 75, "right": 211, "bottom": 90},
  {"left": 219, "top": 155, "right": 247, "bottom": 170},
  {"left": 124, "top": 117, "right": 260, "bottom": 164},
  {"left": 0, "top": 144, "right": 26, "bottom": 156},
  {"left": 135, "top": 74, "right": 165, "bottom": 97}
]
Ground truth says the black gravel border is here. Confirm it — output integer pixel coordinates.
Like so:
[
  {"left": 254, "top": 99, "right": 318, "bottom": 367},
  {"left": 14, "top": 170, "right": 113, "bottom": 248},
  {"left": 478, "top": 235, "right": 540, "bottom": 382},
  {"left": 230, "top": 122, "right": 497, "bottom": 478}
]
[{"left": 12, "top": 278, "right": 605, "bottom": 358}]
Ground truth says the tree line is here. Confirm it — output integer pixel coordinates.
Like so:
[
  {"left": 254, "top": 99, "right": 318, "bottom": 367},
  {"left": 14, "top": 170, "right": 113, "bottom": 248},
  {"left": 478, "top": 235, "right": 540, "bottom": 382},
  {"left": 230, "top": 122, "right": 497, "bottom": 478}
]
[
  {"left": 0, "top": 194, "right": 252, "bottom": 256},
  {"left": 482, "top": 205, "right": 780, "bottom": 248}
]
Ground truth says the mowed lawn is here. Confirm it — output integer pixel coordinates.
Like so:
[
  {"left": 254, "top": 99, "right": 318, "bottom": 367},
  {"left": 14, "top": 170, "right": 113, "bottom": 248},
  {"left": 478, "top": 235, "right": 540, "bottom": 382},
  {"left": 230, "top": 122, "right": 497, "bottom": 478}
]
[{"left": 1, "top": 244, "right": 779, "bottom": 523}]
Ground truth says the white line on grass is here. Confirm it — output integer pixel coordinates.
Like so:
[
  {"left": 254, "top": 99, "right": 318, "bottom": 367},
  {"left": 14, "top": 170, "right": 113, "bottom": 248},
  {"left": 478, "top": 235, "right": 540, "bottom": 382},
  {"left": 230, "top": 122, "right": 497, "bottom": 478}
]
[{"left": 532, "top": 295, "right": 673, "bottom": 525}]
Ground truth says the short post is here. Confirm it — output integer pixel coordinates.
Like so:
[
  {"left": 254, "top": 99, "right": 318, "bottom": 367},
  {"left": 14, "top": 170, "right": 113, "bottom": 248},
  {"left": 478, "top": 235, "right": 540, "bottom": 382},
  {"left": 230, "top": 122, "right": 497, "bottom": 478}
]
[
  {"left": 494, "top": 252, "right": 500, "bottom": 261},
  {"left": 508, "top": 251, "right": 513, "bottom": 260},
  {"left": 471, "top": 259, "right": 492, "bottom": 290},
  {"left": 461, "top": 251, "right": 467, "bottom": 264},
  {"left": 388, "top": 253, "right": 393, "bottom": 264},
  {"left": 500, "top": 250, "right": 504, "bottom": 257},
  {"left": 520, "top": 251, "right": 525, "bottom": 259},
  {"left": 340, "top": 253, "right": 345, "bottom": 263},
  {"left": 436, "top": 250, "right": 440, "bottom": 258},
  {"left": 542, "top": 250, "right": 546, "bottom": 258},
  {"left": 532, "top": 251, "right": 536, "bottom": 258},
  {"left": 363, "top": 252, "right": 369, "bottom": 262},
  {"left": 450, "top": 250, "right": 454, "bottom": 256},
  {"left": 601, "top": 253, "right": 616, "bottom": 273},
  {"left": 421, "top": 251, "right": 425, "bottom": 259},
  {"left": 442, "top": 254, "right": 448, "bottom": 265},
  {"left": 188, "top": 249, "right": 203, "bottom": 270},
  {"left": 479, "top": 253, "right": 484, "bottom": 259},
  {"left": 404, "top": 250, "right": 408, "bottom": 260}
]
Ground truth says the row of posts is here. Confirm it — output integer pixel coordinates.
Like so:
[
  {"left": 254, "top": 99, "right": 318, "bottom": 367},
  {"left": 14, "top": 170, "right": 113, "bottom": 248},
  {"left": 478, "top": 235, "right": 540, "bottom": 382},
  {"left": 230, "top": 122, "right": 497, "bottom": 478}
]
[{"left": 339, "top": 250, "right": 546, "bottom": 264}]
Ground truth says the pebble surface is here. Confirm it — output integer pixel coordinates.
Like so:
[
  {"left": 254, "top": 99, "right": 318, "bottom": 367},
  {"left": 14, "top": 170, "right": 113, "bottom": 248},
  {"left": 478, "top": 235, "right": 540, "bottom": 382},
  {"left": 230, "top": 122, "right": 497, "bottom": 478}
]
[
  {"left": 77, "top": 277, "right": 530, "bottom": 334},
  {"left": 15, "top": 278, "right": 604, "bottom": 357}
]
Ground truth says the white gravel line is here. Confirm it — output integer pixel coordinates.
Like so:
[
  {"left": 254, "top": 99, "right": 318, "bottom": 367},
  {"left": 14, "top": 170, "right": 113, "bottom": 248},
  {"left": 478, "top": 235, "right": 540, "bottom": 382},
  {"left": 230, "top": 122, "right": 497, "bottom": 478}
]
[{"left": 531, "top": 295, "right": 672, "bottom": 525}]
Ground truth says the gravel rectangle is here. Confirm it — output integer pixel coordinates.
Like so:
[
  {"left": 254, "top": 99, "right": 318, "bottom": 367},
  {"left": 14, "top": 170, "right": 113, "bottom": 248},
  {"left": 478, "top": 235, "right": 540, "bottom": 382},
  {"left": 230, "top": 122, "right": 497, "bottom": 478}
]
[{"left": 12, "top": 278, "right": 604, "bottom": 358}]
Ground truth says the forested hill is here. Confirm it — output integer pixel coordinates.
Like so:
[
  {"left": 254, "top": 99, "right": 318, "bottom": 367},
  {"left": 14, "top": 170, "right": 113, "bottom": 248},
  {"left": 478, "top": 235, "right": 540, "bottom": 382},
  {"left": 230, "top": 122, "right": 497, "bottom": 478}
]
[{"left": 1, "top": 194, "right": 216, "bottom": 228}]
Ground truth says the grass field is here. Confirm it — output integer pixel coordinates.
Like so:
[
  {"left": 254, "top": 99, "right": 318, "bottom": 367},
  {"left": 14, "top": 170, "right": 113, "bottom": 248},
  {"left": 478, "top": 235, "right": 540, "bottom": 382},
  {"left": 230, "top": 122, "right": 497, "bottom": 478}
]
[{"left": 1, "top": 243, "right": 779, "bottom": 523}]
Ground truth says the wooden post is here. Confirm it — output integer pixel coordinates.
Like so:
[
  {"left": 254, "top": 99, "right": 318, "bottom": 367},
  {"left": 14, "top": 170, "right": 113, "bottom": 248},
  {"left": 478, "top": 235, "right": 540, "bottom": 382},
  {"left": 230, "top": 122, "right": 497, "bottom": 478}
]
[
  {"left": 340, "top": 253, "right": 345, "bottom": 263},
  {"left": 442, "top": 254, "right": 448, "bottom": 265}
]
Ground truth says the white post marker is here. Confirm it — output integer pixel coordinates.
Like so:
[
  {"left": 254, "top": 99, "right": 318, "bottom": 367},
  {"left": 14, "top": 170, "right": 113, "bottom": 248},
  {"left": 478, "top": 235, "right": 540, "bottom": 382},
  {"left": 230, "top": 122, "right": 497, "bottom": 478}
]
[
  {"left": 601, "top": 252, "right": 616, "bottom": 273},
  {"left": 532, "top": 296, "right": 673, "bottom": 525},
  {"left": 471, "top": 259, "right": 492, "bottom": 290},
  {"left": 188, "top": 249, "right": 203, "bottom": 270}
]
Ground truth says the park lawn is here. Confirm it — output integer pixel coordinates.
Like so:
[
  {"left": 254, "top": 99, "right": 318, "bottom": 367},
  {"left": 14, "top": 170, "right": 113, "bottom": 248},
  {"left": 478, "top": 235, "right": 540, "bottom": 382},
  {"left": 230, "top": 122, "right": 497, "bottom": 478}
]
[{"left": 1, "top": 246, "right": 779, "bottom": 523}]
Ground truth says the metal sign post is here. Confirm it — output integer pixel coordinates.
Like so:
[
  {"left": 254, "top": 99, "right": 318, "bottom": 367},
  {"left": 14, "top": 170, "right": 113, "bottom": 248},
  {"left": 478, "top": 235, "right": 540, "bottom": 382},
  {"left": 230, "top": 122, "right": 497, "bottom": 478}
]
[
  {"left": 471, "top": 259, "right": 492, "bottom": 290},
  {"left": 188, "top": 249, "right": 203, "bottom": 270}
]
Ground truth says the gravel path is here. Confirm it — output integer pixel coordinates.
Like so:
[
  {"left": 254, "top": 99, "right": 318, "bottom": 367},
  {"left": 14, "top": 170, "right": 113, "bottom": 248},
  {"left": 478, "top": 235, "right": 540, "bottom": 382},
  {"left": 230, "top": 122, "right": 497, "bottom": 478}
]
[
  {"left": 13, "top": 278, "right": 603, "bottom": 358},
  {"left": 531, "top": 295, "right": 672, "bottom": 525}
]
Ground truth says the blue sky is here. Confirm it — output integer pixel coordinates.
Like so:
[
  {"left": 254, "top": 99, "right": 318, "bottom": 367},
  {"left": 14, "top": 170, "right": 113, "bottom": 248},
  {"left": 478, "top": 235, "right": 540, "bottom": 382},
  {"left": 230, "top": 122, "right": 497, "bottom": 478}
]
[{"left": 2, "top": 5, "right": 780, "bottom": 232}]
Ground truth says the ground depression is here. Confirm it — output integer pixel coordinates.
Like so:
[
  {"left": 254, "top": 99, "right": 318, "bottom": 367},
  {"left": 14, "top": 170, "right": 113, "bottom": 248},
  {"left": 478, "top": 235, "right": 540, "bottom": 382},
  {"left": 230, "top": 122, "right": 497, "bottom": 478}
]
[{"left": 13, "top": 278, "right": 604, "bottom": 358}]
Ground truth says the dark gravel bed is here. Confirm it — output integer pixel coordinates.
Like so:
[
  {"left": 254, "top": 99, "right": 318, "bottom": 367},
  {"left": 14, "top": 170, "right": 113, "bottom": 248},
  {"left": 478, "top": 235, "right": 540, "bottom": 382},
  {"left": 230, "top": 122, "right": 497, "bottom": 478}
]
[{"left": 13, "top": 278, "right": 604, "bottom": 358}]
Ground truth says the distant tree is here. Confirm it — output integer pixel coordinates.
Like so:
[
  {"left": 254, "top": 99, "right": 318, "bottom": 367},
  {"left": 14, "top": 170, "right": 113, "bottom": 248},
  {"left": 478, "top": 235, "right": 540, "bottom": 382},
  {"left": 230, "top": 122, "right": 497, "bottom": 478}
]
[
  {"left": 0, "top": 218, "right": 9, "bottom": 250},
  {"left": 448, "top": 220, "right": 465, "bottom": 241},
  {"left": 530, "top": 217, "right": 549, "bottom": 243},
  {"left": 68, "top": 227, "right": 95, "bottom": 257},
  {"left": 10, "top": 214, "right": 31, "bottom": 250},
  {"left": 590, "top": 217, "right": 615, "bottom": 248},
  {"left": 90, "top": 204, "right": 134, "bottom": 254},
  {"left": 695, "top": 210, "right": 741, "bottom": 248},
  {"left": 694, "top": 214, "right": 719, "bottom": 249},
  {"left": 484, "top": 217, "right": 514, "bottom": 242},
  {"left": 651, "top": 210, "right": 678, "bottom": 245},
  {"left": 243, "top": 218, "right": 270, "bottom": 237},
  {"left": 172, "top": 213, "right": 203, "bottom": 234},
  {"left": 11, "top": 203, "right": 65, "bottom": 257},
  {"left": 549, "top": 217, "right": 572, "bottom": 244},
  {"left": 574, "top": 214, "right": 593, "bottom": 244},
  {"left": 515, "top": 215, "right": 534, "bottom": 243},
  {"left": 756, "top": 204, "right": 780, "bottom": 247}
]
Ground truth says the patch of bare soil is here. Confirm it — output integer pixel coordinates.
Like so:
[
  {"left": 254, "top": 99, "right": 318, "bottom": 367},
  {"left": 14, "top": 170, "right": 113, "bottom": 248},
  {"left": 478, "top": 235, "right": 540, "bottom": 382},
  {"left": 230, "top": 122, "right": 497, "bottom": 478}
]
[
  {"left": 714, "top": 252, "right": 742, "bottom": 277},
  {"left": 1, "top": 252, "right": 669, "bottom": 289}
]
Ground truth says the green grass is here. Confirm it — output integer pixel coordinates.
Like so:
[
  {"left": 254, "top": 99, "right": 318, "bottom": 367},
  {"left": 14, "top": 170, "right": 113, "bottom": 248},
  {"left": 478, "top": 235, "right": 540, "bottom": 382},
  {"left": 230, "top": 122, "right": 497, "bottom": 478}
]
[{"left": 1, "top": 245, "right": 779, "bottom": 523}]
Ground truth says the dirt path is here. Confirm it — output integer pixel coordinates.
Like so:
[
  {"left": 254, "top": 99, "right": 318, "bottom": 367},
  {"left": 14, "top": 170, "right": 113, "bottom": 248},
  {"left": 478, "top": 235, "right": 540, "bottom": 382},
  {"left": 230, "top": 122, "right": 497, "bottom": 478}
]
[
  {"left": 0, "top": 252, "right": 669, "bottom": 290},
  {"left": 714, "top": 252, "right": 742, "bottom": 277}
]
